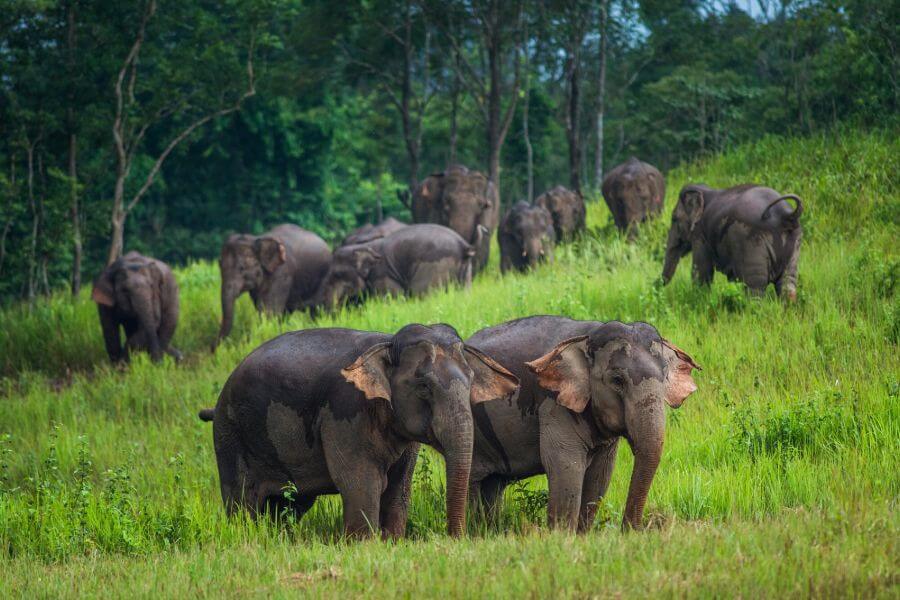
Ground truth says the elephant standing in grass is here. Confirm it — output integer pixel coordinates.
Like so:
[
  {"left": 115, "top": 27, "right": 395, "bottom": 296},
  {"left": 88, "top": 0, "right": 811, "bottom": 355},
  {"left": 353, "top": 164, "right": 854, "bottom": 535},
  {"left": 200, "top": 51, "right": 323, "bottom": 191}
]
[
  {"left": 91, "top": 252, "right": 182, "bottom": 363},
  {"left": 215, "top": 224, "right": 331, "bottom": 347},
  {"left": 465, "top": 316, "right": 700, "bottom": 531},
  {"left": 535, "top": 186, "right": 585, "bottom": 241},
  {"left": 200, "top": 324, "right": 519, "bottom": 537},
  {"left": 662, "top": 184, "right": 803, "bottom": 300},
  {"left": 341, "top": 217, "right": 408, "bottom": 247},
  {"left": 602, "top": 157, "right": 665, "bottom": 235},
  {"left": 310, "top": 224, "right": 476, "bottom": 310},
  {"left": 411, "top": 165, "right": 498, "bottom": 272},
  {"left": 498, "top": 201, "right": 556, "bottom": 273}
]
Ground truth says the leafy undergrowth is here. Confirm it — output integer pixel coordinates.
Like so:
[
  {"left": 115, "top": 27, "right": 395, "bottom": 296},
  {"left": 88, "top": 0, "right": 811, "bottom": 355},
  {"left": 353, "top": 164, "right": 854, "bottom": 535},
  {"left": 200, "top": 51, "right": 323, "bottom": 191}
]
[{"left": 0, "top": 127, "right": 898, "bottom": 596}]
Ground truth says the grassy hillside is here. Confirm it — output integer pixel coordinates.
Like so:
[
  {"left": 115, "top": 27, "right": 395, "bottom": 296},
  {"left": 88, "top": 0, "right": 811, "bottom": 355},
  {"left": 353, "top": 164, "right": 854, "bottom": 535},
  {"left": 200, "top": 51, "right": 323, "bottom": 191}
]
[{"left": 1, "top": 128, "right": 898, "bottom": 597}]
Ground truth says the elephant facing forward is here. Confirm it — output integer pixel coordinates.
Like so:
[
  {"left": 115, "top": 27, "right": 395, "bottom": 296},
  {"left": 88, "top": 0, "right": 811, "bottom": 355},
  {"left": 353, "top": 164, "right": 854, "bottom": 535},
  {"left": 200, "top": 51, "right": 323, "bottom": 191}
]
[{"left": 91, "top": 251, "right": 181, "bottom": 363}]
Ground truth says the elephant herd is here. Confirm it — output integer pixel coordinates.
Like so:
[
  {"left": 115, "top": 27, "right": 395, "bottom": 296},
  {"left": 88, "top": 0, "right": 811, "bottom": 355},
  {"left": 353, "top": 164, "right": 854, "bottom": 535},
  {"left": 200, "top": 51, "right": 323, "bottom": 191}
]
[{"left": 88, "top": 157, "right": 803, "bottom": 535}]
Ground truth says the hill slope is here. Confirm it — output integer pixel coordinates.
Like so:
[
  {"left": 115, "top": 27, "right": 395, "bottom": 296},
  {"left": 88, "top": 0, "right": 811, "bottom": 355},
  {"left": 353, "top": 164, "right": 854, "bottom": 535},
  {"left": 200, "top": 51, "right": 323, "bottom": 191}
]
[{"left": 1, "top": 128, "right": 898, "bottom": 597}]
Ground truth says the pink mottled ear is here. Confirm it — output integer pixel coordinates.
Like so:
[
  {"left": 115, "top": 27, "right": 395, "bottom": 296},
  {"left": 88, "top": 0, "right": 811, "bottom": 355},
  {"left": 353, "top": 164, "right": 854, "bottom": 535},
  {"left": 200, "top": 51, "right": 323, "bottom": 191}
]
[
  {"left": 662, "top": 340, "right": 701, "bottom": 408},
  {"left": 91, "top": 270, "right": 116, "bottom": 307},
  {"left": 463, "top": 345, "right": 520, "bottom": 405},
  {"left": 341, "top": 342, "right": 392, "bottom": 403},
  {"left": 525, "top": 336, "right": 591, "bottom": 413}
]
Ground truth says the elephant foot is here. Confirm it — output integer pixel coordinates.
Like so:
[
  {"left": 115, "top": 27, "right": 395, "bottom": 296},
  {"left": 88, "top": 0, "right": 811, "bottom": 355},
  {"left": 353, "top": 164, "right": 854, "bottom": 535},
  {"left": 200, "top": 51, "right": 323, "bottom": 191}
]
[{"left": 167, "top": 347, "right": 184, "bottom": 362}]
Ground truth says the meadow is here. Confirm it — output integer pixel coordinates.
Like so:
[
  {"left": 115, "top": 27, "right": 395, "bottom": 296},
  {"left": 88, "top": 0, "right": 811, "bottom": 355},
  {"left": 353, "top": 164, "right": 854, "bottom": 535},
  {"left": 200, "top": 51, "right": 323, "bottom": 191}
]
[{"left": 0, "top": 128, "right": 897, "bottom": 597}]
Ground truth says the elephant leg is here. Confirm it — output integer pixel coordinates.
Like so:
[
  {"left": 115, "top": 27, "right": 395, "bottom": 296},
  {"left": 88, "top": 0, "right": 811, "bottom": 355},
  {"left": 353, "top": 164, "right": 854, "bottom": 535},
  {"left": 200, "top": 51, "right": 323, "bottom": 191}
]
[
  {"left": 577, "top": 439, "right": 620, "bottom": 533},
  {"left": 369, "top": 276, "right": 405, "bottom": 298},
  {"left": 479, "top": 475, "right": 508, "bottom": 523},
  {"left": 323, "top": 439, "right": 386, "bottom": 538},
  {"left": 545, "top": 456, "right": 587, "bottom": 530},
  {"left": 97, "top": 305, "right": 124, "bottom": 363},
  {"left": 691, "top": 243, "right": 714, "bottom": 286},
  {"left": 380, "top": 444, "right": 419, "bottom": 539}
]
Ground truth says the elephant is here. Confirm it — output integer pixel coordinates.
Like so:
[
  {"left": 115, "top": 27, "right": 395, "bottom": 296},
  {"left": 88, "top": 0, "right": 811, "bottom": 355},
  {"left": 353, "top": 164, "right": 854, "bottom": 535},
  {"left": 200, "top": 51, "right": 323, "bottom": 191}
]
[
  {"left": 661, "top": 184, "right": 803, "bottom": 300},
  {"left": 198, "top": 323, "right": 519, "bottom": 537},
  {"left": 465, "top": 316, "right": 700, "bottom": 531},
  {"left": 601, "top": 157, "right": 665, "bottom": 235},
  {"left": 91, "top": 251, "right": 181, "bottom": 363},
  {"left": 498, "top": 201, "right": 556, "bottom": 273},
  {"left": 341, "top": 217, "right": 408, "bottom": 247},
  {"left": 310, "top": 224, "right": 477, "bottom": 310},
  {"left": 535, "top": 186, "right": 586, "bottom": 241},
  {"left": 215, "top": 224, "right": 331, "bottom": 347},
  {"left": 410, "top": 164, "right": 498, "bottom": 272}
]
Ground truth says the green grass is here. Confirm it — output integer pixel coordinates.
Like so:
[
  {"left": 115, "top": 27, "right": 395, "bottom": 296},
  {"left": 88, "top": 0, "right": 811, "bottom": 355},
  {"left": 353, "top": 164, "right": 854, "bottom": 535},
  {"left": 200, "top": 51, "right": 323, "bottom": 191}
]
[{"left": 1, "top": 127, "right": 898, "bottom": 597}]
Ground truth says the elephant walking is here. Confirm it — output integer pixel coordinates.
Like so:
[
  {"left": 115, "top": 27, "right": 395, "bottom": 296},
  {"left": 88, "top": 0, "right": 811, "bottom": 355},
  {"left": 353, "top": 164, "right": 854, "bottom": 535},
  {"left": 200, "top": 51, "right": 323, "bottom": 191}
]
[
  {"left": 662, "top": 184, "right": 803, "bottom": 300},
  {"left": 601, "top": 157, "right": 665, "bottom": 235},
  {"left": 535, "top": 186, "right": 585, "bottom": 241},
  {"left": 91, "top": 251, "right": 181, "bottom": 363},
  {"left": 200, "top": 324, "right": 519, "bottom": 537},
  {"left": 498, "top": 201, "right": 555, "bottom": 273},
  {"left": 310, "top": 224, "right": 476, "bottom": 310},
  {"left": 465, "top": 316, "right": 700, "bottom": 531},
  {"left": 215, "top": 224, "right": 331, "bottom": 347},
  {"left": 411, "top": 165, "right": 498, "bottom": 272}
]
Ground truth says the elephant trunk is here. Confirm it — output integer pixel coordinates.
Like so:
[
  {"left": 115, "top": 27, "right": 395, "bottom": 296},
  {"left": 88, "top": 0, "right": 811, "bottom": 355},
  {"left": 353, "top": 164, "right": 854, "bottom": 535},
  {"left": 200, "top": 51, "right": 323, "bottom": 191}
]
[
  {"left": 525, "top": 238, "right": 544, "bottom": 267},
  {"left": 432, "top": 406, "right": 474, "bottom": 537},
  {"left": 132, "top": 293, "right": 162, "bottom": 361},
  {"left": 622, "top": 391, "right": 666, "bottom": 530},
  {"left": 216, "top": 278, "right": 243, "bottom": 348},
  {"left": 662, "top": 229, "right": 686, "bottom": 284}
]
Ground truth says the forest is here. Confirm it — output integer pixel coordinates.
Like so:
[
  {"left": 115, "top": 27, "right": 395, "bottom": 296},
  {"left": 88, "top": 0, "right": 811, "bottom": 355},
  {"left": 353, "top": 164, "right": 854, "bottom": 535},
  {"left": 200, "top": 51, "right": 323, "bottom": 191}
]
[{"left": 1, "top": 0, "right": 896, "bottom": 302}]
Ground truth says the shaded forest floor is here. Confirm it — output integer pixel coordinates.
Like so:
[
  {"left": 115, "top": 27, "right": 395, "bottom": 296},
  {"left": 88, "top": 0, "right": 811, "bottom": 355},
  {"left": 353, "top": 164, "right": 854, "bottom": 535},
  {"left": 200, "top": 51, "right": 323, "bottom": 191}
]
[{"left": 1, "top": 128, "right": 898, "bottom": 597}]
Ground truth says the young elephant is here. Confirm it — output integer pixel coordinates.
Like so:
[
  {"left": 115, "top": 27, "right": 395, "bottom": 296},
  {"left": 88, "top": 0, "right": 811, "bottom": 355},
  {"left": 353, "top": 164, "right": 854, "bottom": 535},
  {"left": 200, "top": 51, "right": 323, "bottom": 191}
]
[
  {"left": 340, "top": 217, "right": 408, "bottom": 247},
  {"left": 91, "top": 251, "right": 181, "bottom": 363},
  {"left": 465, "top": 316, "right": 700, "bottom": 531},
  {"left": 662, "top": 184, "right": 803, "bottom": 300},
  {"left": 601, "top": 157, "right": 665, "bottom": 235},
  {"left": 535, "top": 186, "right": 586, "bottom": 241},
  {"left": 215, "top": 224, "right": 331, "bottom": 347},
  {"left": 311, "top": 224, "right": 477, "bottom": 310},
  {"left": 201, "top": 324, "right": 519, "bottom": 537},
  {"left": 498, "top": 201, "right": 556, "bottom": 273}
]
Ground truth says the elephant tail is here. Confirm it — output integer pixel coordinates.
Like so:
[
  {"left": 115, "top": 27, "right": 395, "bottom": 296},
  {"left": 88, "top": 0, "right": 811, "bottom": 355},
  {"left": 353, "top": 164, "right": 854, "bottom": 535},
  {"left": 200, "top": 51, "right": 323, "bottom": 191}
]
[
  {"left": 762, "top": 194, "right": 803, "bottom": 227},
  {"left": 198, "top": 408, "right": 215, "bottom": 422}
]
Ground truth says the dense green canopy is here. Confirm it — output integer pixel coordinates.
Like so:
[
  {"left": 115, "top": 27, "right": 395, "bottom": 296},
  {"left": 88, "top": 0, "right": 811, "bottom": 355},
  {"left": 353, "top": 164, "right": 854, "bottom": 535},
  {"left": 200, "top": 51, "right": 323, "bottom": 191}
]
[{"left": 0, "top": 0, "right": 896, "bottom": 302}]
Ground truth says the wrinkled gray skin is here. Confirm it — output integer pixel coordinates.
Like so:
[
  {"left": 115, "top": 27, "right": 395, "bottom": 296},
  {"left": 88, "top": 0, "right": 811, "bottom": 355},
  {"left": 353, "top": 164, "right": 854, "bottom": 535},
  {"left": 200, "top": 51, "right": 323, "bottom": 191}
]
[
  {"left": 466, "top": 316, "right": 700, "bottom": 531},
  {"left": 601, "top": 157, "right": 665, "bottom": 236},
  {"left": 310, "top": 224, "right": 475, "bottom": 310},
  {"left": 91, "top": 251, "right": 181, "bottom": 363},
  {"left": 341, "top": 217, "right": 408, "bottom": 247},
  {"left": 202, "top": 324, "right": 519, "bottom": 538},
  {"left": 411, "top": 165, "right": 498, "bottom": 272},
  {"left": 535, "top": 186, "right": 586, "bottom": 241},
  {"left": 498, "top": 201, "right": 556, "bottom": 273},
  {"left": 216, "top": 224, "right": 331, "bottom": 347},
  {"left": 662, "top": 184, "right": 803, "bottom": 300}
]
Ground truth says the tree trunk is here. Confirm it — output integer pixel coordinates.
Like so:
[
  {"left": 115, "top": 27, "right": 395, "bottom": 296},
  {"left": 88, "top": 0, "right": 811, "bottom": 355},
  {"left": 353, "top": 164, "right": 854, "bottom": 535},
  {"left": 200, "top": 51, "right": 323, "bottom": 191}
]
[
  {"left": 594, "top": 0, "right": 608, "bottom": 189},
  {"left": 448, "top": 47, "right": 460, "bottom": 164},
  {"left": 67, "top": 0, "right": 82, "bottom": 295},
  {"left": 25, "top": 140, "right": 38, "bottom": 303},
  {"left": 565, "top": 31, "right": 583, "bottom": 196},
  {"left": 522, "top": 23, "right": 533, "bottom": 203}
]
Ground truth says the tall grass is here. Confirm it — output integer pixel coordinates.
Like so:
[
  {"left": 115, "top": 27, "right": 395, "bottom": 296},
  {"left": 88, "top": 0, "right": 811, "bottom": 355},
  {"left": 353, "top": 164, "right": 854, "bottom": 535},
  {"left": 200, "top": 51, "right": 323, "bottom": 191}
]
[{"left": 0, "top": 127, "right": 897, "bottom": 596}]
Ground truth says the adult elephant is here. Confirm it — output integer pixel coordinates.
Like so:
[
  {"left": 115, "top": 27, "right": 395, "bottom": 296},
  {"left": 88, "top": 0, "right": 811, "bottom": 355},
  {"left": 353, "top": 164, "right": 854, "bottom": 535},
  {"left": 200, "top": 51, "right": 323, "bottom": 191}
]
[
  {"left": 411, "top": 164, "right": 498, "bottom": 272},
  {"left": 466, "top": 316, "right": 700, "bottom": 531},
  {"left": 341, "top": 217, "right": 408, "bottom": 247},
  {"left": 91, "top": 251, "right": 182, "bottom": 363},
  {"left": 199, "top": 323, "right": 519, "bottom": 537},
  {"left": 498, "top": 201, "right": 555, "bottom": 273},
  {"left": 215, "top": 224, "right": 331, "bottom": 348},
  {"left": 601, "top": 157, "right": 665, "bottom": 235},
  {"left": 535, "top": 186, "right": 586, "bottom": 241},
  {"left": 662, "top": 184, "right": 803, "bottom": 300},
  {"left": 310, "top": 224, "right": 476, "bottom": 310}
]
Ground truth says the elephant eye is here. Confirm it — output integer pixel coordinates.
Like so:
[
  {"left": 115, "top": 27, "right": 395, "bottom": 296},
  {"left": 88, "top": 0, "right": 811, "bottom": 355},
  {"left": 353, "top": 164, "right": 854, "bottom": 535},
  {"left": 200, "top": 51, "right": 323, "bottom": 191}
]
[{"left": 608, "top": 373, "right": 628, "bottom": 390}]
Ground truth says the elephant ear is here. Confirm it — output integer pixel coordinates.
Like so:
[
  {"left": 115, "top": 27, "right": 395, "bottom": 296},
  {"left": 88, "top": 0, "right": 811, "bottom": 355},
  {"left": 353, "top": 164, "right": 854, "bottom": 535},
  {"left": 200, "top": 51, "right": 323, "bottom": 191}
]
[
  {"left": 342, "top": 342, "right": 392, "bottom": 403},
  {"left": 463, "top": 345, "right": 520, "bottom": 405},
  {"left": 661, "top": 340, "right": 701, "bottom": 408},
  {"left": 678, "top": 187, "right": 705, "bottom": 231},
  {"left": 91, "top": 268, "right": 116, "bottom": 307},
  {"left": 254, "top": 237, "right": 287, "bottom": 273},
  {"left": 351, "top": 245, "right": 381, "bottom": 277},
  {"left": 525, "top": 336, "right": 592, "bottom": 413}
]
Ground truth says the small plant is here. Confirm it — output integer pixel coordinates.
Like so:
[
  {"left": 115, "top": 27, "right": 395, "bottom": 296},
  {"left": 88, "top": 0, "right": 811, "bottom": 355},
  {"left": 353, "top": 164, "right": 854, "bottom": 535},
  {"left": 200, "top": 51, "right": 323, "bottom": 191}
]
[{"left": 511, "top": 481, "right": 548, "bottom": 525}]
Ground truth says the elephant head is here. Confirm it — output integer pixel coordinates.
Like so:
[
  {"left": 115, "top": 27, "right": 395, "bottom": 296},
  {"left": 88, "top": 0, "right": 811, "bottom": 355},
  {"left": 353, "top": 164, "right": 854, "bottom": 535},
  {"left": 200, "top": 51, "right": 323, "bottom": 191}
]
[
  {"left": 343, "top": 324, "right": 520, "bottom": 536},
  {"left": 536, "top": 187, "right": 584, "bottom": 240},
  {"left": 502, "top": 202, "right": 555, "bottom": 269},
  {"left": 662, "top": 185, "right": 708, "bottom": 284},
  {"left": 92, "top": 253, "right": 165, "bottom": 360},
  {"left": 440, "top": 171, "right": 493, "bottom": 243},
  {"left": 525, "top": 322, "right": 700, "bottom": 529},
  {"left": 309, "top": 243, "right": 381, "bottom": 310},
  {"left": 216, "top": 233, "right": 287, "bottom": 345}
]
